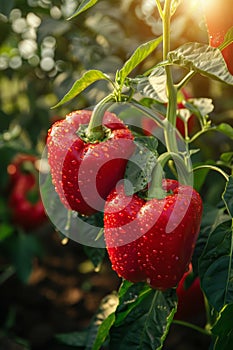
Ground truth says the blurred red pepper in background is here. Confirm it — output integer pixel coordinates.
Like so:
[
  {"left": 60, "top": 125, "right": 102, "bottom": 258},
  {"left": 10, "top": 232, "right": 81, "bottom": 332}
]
[
  {"left": 142, "top": 89, "right": 195, "bottom": 138},
  {"left": 7, "top": 154, "right": 47, "bottom": 230},
  {"left": 203, "top": 0, "right": 233, "bottom": 75}
]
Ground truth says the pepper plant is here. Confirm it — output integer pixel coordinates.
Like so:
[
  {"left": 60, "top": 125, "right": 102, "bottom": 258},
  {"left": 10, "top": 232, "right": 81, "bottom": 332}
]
[{"left": 42, "top": 0, "right": 233, "bottom": 349}]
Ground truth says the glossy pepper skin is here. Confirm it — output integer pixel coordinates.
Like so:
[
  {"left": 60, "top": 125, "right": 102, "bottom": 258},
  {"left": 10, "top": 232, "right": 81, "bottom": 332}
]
[
  {"left": 8, "top": 165, "right": 47, "bottom": 230},
  {"left": 142, "top": 89, "right": 195, "bottom": 138},
  {"left": 47, "top": 110, "right": 135, "bottom": 216},
  {"left": 104, "top": 179, "right": 203, "bottom": 290},
  {"left": 203, "top": 0, "right": 233, "bottom": 75}
]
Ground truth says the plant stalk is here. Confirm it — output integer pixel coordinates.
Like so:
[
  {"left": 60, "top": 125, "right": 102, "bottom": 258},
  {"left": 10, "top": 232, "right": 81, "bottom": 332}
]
[
  {"left": 86, "top": 94, "right": 115, "bottom": 141},
  {"left": 172, "top": 319, "right": 211, "bottom": 336},
  {"left": 163, "top": 0, "right": 179, "bottom": 154}
]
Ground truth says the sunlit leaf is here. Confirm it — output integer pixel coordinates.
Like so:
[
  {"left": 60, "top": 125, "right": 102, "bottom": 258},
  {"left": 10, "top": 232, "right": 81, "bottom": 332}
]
[
  {"left": 129, "top": 66, "right": 167, "bottom": 103},
  {"left": 118, "top": 37, "right": 162, "bottom": 84},
  {"left": 52, "top": 70, "right": 113, "bottom": 108},
  {"left": 68, "top": 0, "right": 99, "bottom": 19},
  {"left": 168, "top": 42, "right": 233, "bottom": 85},
  {"left": 219, "top": 26, "right": 233, "bottom": 51}
]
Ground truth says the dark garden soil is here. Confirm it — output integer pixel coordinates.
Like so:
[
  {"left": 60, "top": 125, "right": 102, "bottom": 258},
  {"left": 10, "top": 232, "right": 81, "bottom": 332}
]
[{"left": 0, "top": 228, "right": 211, "bottom": 350}]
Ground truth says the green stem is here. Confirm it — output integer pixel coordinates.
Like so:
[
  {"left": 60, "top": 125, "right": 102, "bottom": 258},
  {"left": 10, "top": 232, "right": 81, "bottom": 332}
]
[
  {"left": 163, "top": 0, "right": 179, "bottom": 154},
  {"left": 131, "top": 100, "right": 165, "bottom": 128},
  {"left": 148, "top": 151, "right": 191, "bottom": 198},
  {"left": 176, "top": 70, "right": 196, "bottom": 91},
  {"left": 86, "top": 94, "right": 115, "bottom": 141},
  {"left": 155, "top": 0, "right": 164, "bottom": 19},
  {"left": 172, "top": 319, "right": 211, "bottom": 336},
  {"left": 147, "top": 161, "right": 166, "bottom": 199},
  {"left": 164, "top": 152, "right": 191, "bottom": 185},
  {"left": 193, "top": 165, "right": 229, "bottom": 181},
  {"left": 203, "top": 294, "right": 213, "bottom": 331},
  {"left": 189, "top": 127, "right": 216, "bottom": 143}
]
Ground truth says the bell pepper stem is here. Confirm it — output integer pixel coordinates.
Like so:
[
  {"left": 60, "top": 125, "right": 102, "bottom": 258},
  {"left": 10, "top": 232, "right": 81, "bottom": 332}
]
[
  {"left": 148, "top": 151, "right": 191, "bottom": 199},
  {"left": 86, "top": 94, "right": 115, "bottom": 141}
]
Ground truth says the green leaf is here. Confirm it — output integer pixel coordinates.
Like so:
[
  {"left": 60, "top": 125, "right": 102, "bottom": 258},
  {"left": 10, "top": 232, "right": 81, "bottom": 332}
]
[
  {"left": 219, "top": 26, "right": 233, "bottom": 51},
  {"left": 83, "top": 246, "right": 106, "bottom": 270},
  {"left": 130, "top": 101, "right": 165, "bottom": 127},
  {"left": 110, "top": 287, "right": 177, "bottom": 350},
  {"left": 168, "top": 43, "right": 233, "bottom": 85},
  {"left": 199, "top": 220, "right": 233, "bottom": 312},
  {"left": 0, "top": 223, "right": 14, "bottom": 242},
  {"left": 212, "top": 304, "right": 233, "bottom": 350},
  {"left": 118, "top": 37, "right": 162, "bottom": 84},
  {"left": 193, "top": 162, "right": 210, "bottom": 192},
  {"left": 6, "top": 233, "right": 43, "bottom": 283},
  {"left": 139, "top": 98, "right": 167, "bottom": 116},
  {"left": 223, "top": 176, "right": 233, "bottom": 218},
  {"left": 124, "top": 135, "right": 158, "bottom": 195},
  {"left": 86, "top": 293, "right": 118, "bottom": 350},
  {"left": 56, "top": 293, "right": 118, "bottom": 350},
  {"left": 115, "top": 281, "right": 152, "bottom": 327},
  {"left": 218, "top": 152, "right": 233, "bottom": 168},
  {"left": 68, "top": 0, "right": 99, "bottom": 19},
  {"left": 118, "top": 280, "right": 134, "bottom": 299},
  {"left": 140, "top": 289, "right": 177, "bottom": 350},
  {"left": 91, "top": 313, "right": 115, "bottom": 350},
  {"left": 52, "top": 70, "right": 113, "bottom": 108},
  {"left": 216, "top": 123, "right": 233, "bottom": 140},
  {"left": 129, "top": 66, "right": 168, "bottom": 103},
  {"left": 55, "top": 331, "right": 88, "bottom": 347},
  {"left": 192, "top": 203, "right": 225, "bottom": 276},
  {"left": 40, "top": 173, "right": 105, "bottom": 247}
]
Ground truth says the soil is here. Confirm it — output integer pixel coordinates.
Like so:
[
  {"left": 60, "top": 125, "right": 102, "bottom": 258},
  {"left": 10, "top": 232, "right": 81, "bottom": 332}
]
[{"left": 0, "top": 228, "right": 211, "bottom": 350}]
